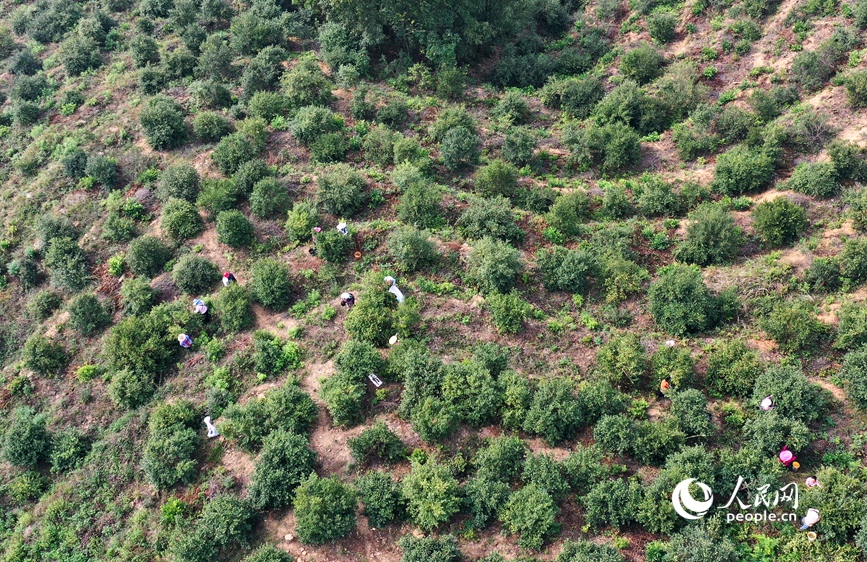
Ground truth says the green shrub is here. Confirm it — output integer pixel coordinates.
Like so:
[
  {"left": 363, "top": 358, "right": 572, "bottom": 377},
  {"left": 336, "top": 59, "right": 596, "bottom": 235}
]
[
  {"left": 85, "top": 155, "right": 118, "bottom": 188},
  {"left": 441, "top": 361, "right": 502, "bottom": 426},
  {"left": 376, "top": 95, "right": 409, "bottom": 128},
  {"left": 784, "top": 161, "right": 840, "bottom": 198},
  {"left": 362, "top": 124, "right": 397, "bottom": 167},
  {"left": 581, "top": 478, "right": 641, "bottom": 529},
  {"left": 600, "top": 183, "right": 634, "bottom": 219},
  {"left": 197, "top": 495, "right": 258, "bottom": 550},
  {"left": 429, "top": 106, "right": 476, "bottom": 142},
  {"left": 536, "top": 246, "right": 597, "bottom": 294},
  {"left": 1, "top": 407, "right": 50, "bottom": 467},
  {"left": 320, "top": 371, "right": 365, "bottom": 427},
  {"left": 105, "top": 300, "right": 201, "bottom": 374},
  {"left": 712, "top": 144, "right": 775, "bottom": 195},
  {"left": 752, "top": 364, "right": 827, "bottom": 423},
  {"left": 386, "top": 227, "right": 437, "bottom": 272},
  {"left": 26, "top": 290, "right": 62, "bottom": 321},
  {"left": 500, "top": 484, "right": 559, "bottom": 550},
  {"left": 216, "top": 210, "right": 255, "bottom": 247},
  {"left": 142, "top": 400, "right": 200, "bottom": 489},
  {"left": 675, "top": 203, "right": 743, "bottom": 266},
  {"left": 463, "top": 478, "right": 508, "bottom": 529},
  {"left": 397, "top": 535, "right": 461, "bottom": 562},
  {"left": 246, "top": 91, "right": 286, "bottom": 122},
  {"left": 252, "top": 330, "right": 302, "bottom": 377},
  {"left": 411, "top": 396, "right": 459, "bottom": 441},
  {"left": 523, "top": 377, "right": 581, "bottom": 444},
  {"left": 310, "top": 132, "right": 349, "bottom": 166},
  {"left": 492, "top": 91, "right": 530, "bottom": 124},
  {"left": 157, "top": 163, "right": 200, "bottom": 203},
  {"left": 457, "top": 196, "right": 524, "bottom": 242},
  {"left": 620, "top": 43, "right": 665, "bottom": 84},
  {"left": 172, "top": 254, "right": 218, "bottom": 295},
  {"left": 211, "top": 130, "right": 265, "bottom": 176},
  {"left": 596, "top": 333, "right": 646, "bottom": 389},
  {"left": 68, "top": 293, "right": 110, "bottom": 335},
  {"left": 401, "top": 456, "right": 461, "bottom": 531},
  {"left": 292, "top": 105, "right": 344, "bottom": 154},
  {"left": 706, "top": 340, "right": 764, "bottom": 397},
  {"left": 842, "top": 237, "right": 867, "bottom": 284},
  {"left": 357, "top": 470, "right": 406, "bottom": 527},
  {"left": 556, "top": 540, "right": 625, "bottom": 562},
  {"left": 213, "top": 283, "right": 253, "bottom": 333},
  {"left": 648, "top": 11, "right": 677, "bottom": 43},
  {"left": 651, "top": 345, "right": 694, "bottom": 388},
  {"left": 44, "top": 237, "right": 90, "bottom": 291},
  {"left": 636, "top": 175, "right": 682, "bottom": 217},
  {"left": 503, "top": 126, "right": 538, "bottom": 166},
  {"left": 49, "top": 428, "right": 89, "bottom": 474},
  {"left": 759, "top": 301, "right": 828, "bottom": 353},
  {"left": 196, "top": 179, "right": 238, "bottom": 218},
  {"left": 804, "top": 256, "right": 843, "bottom": 293},
  {"left": 474, "top": 435, "right": 526, "bottom": 483},
  {"left": 570, "top": 121, "right": 642, "bottom": 173},
  {"left": 22, "top": 333, "right": 68, "bottom": 376},
  {"left": 669, "top": 389, "right": 712, "bottom": 436},
  {"left": 475, "top": 159, "right": 519, "bottom": 198},
  {"left": 840, "top": 347, "right": 867, "bottom": 410},
  {"left": 130, "top": 34, "right": 159, "bottom": 68},
  {"left": 127, "top": 235, "right": 172, "bottom": 277},
  {"left": 397, "top": 182, "right": 443, "bottom": 228},
  {"left": 294, "top": 473, "right": 356, "bottom": 544},
  {"left": 250, "top": 178, "right": 291, "bottom": 219},
  {"left": 522, "top": 453, "right": 570, "bottom": 501},
  {"left": 829, "top": 140, "right": 867, "bottom": 182},
  {"left": 120, "top": 278, "right": 158, "bottom": 316},
  {"left": 485, "top": 290, "right": 530, "bottom": 334},
  {"left": 219, "top": 384, "right": 317, "bottom": 450},
  {"left": 845, "top": 70, "right": 867, "bottom": 107},
  {"left": 285, "top": 199, "right": 318, "bottom": 241},
  {"left": 752, "top": 197, "right": 808, "bottom": 246},
  {"left": 242, "top": 545, "right": 294, "bottom": 562},
  {"left": 249, "top": 430, "right": 316, "bottom": 509},
  {"left": 140, "top": 95, "right": 188, "bottom": 150},
  {"left": 282, "top": 54, "right": 334, "bottom": 110},
  {"left": 742, "top": 410, "right": 810, "bottom": 455},
  {"left": 348, "top": 422, "right": 407, "bottom": 466},
  {"left": 193, "top": 111, "right": 233, "bottom": 142},
  {"left": 648, "top": 264, "right": 720, "bottom": 335},
  {"left": 162, "top": 198, "right": 205, "bottom": 242},
  {"left": 190, "top": 79, "right": 233, "bottom": 110},
  {"left": 440, "top": 126, "right": 480, "bottom": 171},
  {"left": 60, "top": 34, "right": 101, "bottom": 76},
  {"left": 108, "top": 367, "right": 155, "bottom": 409},
  {"left": 561, "top": 445, "right": 609, "bottom": 496},
  {"left": 547, "top": 191, "right": 590, "bottom": 236},
  {"left": 316, "top": 228, "right": 353, "bottom": 263},
  {"left": 317, "top": 164, "right": 366, "bottom": 217},
  {"left": 465, "top": 237, "right": 523, "bottom": 294},
  {"left": 345, "top": 283, "right": 397, "bottom": 347},
  {"left": 232, "top": 158, "right": 271, "bottom": 197}
]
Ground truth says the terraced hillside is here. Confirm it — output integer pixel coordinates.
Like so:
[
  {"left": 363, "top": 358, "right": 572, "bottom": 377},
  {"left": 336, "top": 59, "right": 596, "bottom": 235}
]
[{"left": 1, "top": 0, "right": 867, "bottom": 560}]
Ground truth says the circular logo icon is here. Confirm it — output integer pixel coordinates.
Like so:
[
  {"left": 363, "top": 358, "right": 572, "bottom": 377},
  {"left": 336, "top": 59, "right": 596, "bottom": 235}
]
[{"left": 671, "top": 478, "right": 714, "bottom": 520}]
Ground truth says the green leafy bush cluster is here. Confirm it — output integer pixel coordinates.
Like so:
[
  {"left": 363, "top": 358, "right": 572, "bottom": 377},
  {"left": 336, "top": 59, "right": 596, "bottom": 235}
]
[
  {"left": 172, "top": 254, "right": 218, "bottom": 295},
  {"left": 249, "top": 430, "right": 316, "bottom": 509},
  {"left": 142, "top": 400, "right": 201, "bottom": 489},
  {"left": 219, "top": 384, "right": 317, "bottom": 451}
]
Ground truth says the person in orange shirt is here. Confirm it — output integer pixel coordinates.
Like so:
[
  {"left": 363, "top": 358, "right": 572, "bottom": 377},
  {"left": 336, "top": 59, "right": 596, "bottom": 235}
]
[{"left": 657, "top": 378, "right": 672, "bottom": 398}]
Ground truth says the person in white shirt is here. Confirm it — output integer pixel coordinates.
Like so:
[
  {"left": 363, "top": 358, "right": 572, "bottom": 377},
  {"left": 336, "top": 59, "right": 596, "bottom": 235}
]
[
  {"left": 799, "top": 508, "right": 820, "bottom": 530},
  {"left": 384, "top": 276, "right": 404, "bottom": 303}
]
